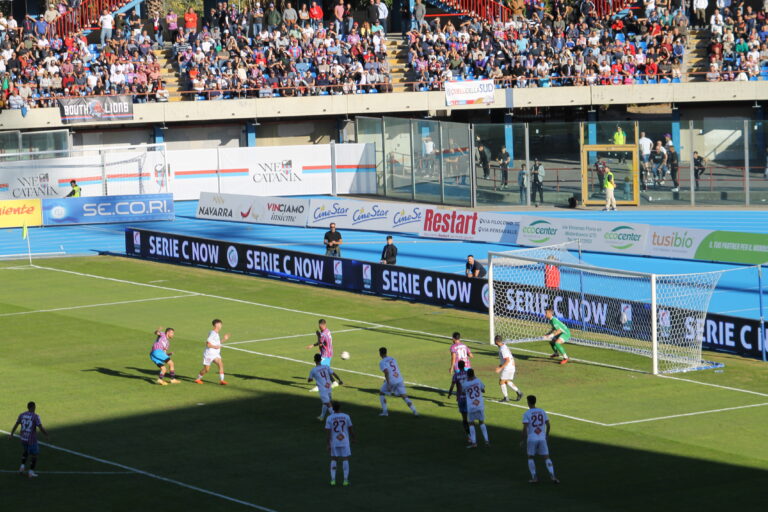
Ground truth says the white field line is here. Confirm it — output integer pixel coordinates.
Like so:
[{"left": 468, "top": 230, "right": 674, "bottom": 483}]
[
  {"left": 0, "top": 266, "right": 35, "bottom": 270},
  {"left": 223, "top": 344, "right": 611, "bottom": 427},
  {"left": 0, "top": 469, "right": 135, "bottom": 475},
  {"left": 227, "top": 328, "right": 366, "bottom": 346},
  {"left": 606, "top": 402, "right": 768, "bottom": 426},
  {"left": 33, "top": 264, "right": 768, "bottom": 401},
  {"left": 0, "top": 294, "right": 198, "bottom": 318},
  {"left": 1, "top": 429, "right": 277, "bottom": 512}
]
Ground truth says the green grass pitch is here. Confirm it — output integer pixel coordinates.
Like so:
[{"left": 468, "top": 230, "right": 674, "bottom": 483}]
[{"left": 1, "top": 256, "right": 766, "bottom": 511}]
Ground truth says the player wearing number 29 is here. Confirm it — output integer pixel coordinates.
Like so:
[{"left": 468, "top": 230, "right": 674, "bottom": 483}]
[
  {"left": 522, "top": 395, "right": 559, "bottom": 484},
  {"left": 544, "top": 307, "right": 570, "bottom": 365},
  {"left": 494, "top": 336, "right": 523, "bottom": 402},
  {"left": 325, "top": 401, "right": 355, "bottom": 487},
  {"left": 309, "top": 353, "right": 335, "bottom": 421},
  {"left": 9, "top": 401, "right": 49, "bottom": 478},
  {"left": 463, "top": 368, "right": 489, "bottom": 448},
  {"left": 378, "top": 347, "right": 418, "bottom": 416}
]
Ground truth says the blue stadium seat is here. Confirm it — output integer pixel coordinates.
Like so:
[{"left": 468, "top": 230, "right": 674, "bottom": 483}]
[
  {"left": 671, "top": 77, "right": 681, "bottom": 83},
  {"left": 616, "top": 33, "right": 625, "bottom": 43},
  {"left": 660, "top": 78, "right": 670, "bottom": 84}
]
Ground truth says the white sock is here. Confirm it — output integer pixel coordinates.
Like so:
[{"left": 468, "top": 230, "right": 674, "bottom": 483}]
[
  {"left": 342, "top": 460, "right": 349, "bottom": 480},
  {"left": 545, "top": 458, "right": 555, "bottom": 478},
  {"left": 404, "top": 397, "right": 416, "bottom": 413},
  {"left": 480, "top": 424, "right": 489, "bottom": 443},
  {"left": 219, "top": 373, "right": 225, "bottom": 381},
  {"left": 330, "top": 461, "right": 337, "bottom": 480},
  {"left": 320, "top": 404, "right": 328, "bottom": 418},
  {"left": 469, "top": 425, "right": 476, "bottom": 444},
  {"left": 196, "top": 374, "right": 203, "bottom": 380},
  {"left": 379, "top": 395, "right": 388, "bottom": 413},
  {"left": 528, "top": 459, "right": 537, "bottom": 478},
  {"left": 500, "top": 384, "right": 508, "bottom": 398},
  {"left": 506, "top": 381, "right": 520, "bottom": 393}
]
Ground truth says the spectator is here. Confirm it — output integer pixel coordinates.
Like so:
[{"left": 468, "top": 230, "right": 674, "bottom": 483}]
[
  {"left": 400, "top": 0, "right": 411, "bottom": 38},
  {"left": 151, "top": 12, "right": 163, "bottom": 46},
  {"left": 413, "top": 0, "right": 426, "bottom": 30},
  {"left": 465, "top": 255, "right": 487, "bottom": 278},
  {"left": 333, "top": 0, "right": 345, "bottom": 34},
  {"left": 638, "top": 131, "right": 653, "bottom": 189},
  {"left": 309, "top": 2, "right": 323, "bottom": 30},
  {"left": 380, "top": 235, "right": 398, "bottom": 265},
  {"left": 476, "top": 141, "right": 490, "bottom": 179},
  {"left": 693, "top": 151, "right": 706, "bottom": 190},
  {"left": 344, "top": 3, "right": 355, "bottom": 34},
  {"left": 376, "top": 0, "right": 389, "bottom": 33},
  {"left": 531, "top": 158, "right": 545, "bottom": 205},
  {"left": 650, "top": 142, "right": 667, "bottom": 186},
  {"left": 299, "top": 4, "right": 310, "bottom": 28},
  {"left": 518, "top": 163, "right": 529, "bottom": 204},
  {"left": 282, "top": 3, "right": 298, "bottom": 27},
  {"left": 612, "top": 125, "right": 627, "bottom": 163},
  {"left": 367, "top": 0, "right": 379, "bottom": 26},
  {"left": 99, "top": 9, "right": 114, "bottom": 46},
  {"left": 667, "top": 144, "right": 680, "bottom": 192},
  {"left": 498, "top": 145, "right": 510, "bottom": 190},
  {"left": 184, "top": 7, "right": 198, "bottom": 35},
  {"left": 166, "top": 10, "right": 179, "bottom": 41},
  {"left": 324, "top": 223, "right": 343, "bottom": 257},
  {"left": 603, "top": 166, "right": 616, "bottom": 211},
  {"left": 253, "top": 3, "right": 264, "bottom": 35}
]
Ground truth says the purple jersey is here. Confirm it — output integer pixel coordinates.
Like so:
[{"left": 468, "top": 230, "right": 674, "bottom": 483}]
[
  {"left": 452, "top": 369, "right": 468, "bottom": 403},
  {"left": 152, "top": 332, "right": 169, "bottom": 352},
  {"left": 17, "top": 411, "right": 42, "bottom": 444},
  {"left": 450, "top": 342, "right": 472, "bottom": 371},
  {"left": 318, "top": 329, "right": 333, "bottom": 358}
]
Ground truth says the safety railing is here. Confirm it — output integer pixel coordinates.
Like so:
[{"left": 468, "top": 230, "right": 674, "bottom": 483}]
[{"left": 51, "top": 0, "right": 128, "bottom": 36}]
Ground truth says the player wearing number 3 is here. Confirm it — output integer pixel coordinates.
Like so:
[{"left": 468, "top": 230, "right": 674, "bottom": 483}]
[
  {"left": 326, "top": 401, "right": 354, "bottom": 487},
  {"left": 544, "top": 307, "right": 570, "bottom": 365},
  {"left": 378, "top": 347, "right": 418, "bottom": 416},
  {"left": 521, "top": 395, "right": 559, "bottom": 484}
]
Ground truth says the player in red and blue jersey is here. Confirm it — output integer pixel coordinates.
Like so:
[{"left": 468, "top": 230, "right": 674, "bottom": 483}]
[
  {"left": 449, "top": 332, "right": 473, "bottom": 374},
  {"left": 9, "top": 401, "right": 49, "bottom": 478},
  {"left": 447, "top": 360, "right": 471, "bottom": 442},
  {"left": 306, "top": 319, "right": 343, "bottom": 392},
  {"left": 149, "top": 327, "right": 179, "bottom": 386}
]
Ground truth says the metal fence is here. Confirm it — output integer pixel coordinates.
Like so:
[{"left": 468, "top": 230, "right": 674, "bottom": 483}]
[{"left": 356, "top": 117, "right": 768, "bottom": 208}]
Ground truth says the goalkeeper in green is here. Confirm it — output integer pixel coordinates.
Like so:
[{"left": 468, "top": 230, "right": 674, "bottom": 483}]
[{"left": 544, "top": 307, "right": 570, "bottom": 365}]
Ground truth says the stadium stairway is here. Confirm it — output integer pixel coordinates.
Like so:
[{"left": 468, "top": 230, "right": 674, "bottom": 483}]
[
  {"left": 386, "top": 37, "right": 411, "bottom": 93},
  {"left": 153, "top": 48, "right": 183, "bottom": 102},
  {"left": 684, "top": 28, "right": 710, "bottom": 82}
]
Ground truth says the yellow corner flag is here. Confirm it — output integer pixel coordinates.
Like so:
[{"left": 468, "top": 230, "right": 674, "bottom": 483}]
[{"left": 22, "top": 223, "right": 28, "bottom": 240}]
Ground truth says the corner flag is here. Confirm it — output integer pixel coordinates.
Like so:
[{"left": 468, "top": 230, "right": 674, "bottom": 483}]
[{"left": 22, "top": 223, "right": 28, "bottom": 240}]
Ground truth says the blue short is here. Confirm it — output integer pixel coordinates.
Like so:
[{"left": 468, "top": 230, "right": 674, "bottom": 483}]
[
  {"left": 458, "top": 399, "right": 467, "bottom": 414},
  {"left": 321, "top": 357, "right": 332, "bottom": 367},
  {"left": 150, "top": 349, "right": 170, "bottom": 366},
  {"left": 22, "top": 442, "right": 39, "bottom": 456}
]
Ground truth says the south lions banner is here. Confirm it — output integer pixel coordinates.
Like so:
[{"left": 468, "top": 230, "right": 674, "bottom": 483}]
[
  {"left": 58, "top": 95, "right": 134, "bottom": 124},
  {"left": 43, "top": 194, "right": 174, "bottom": 225},
  {"left": 445, "top": 79, "right": 495, "bottom": 106}
]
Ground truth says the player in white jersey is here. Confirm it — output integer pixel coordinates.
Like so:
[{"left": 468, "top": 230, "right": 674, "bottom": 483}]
[
  {"left": 494, "top": 336, "right": 523, "bottom": 402},
  {"left": 378, "top": 347, "right": 418, "bottom": 416},
  {"left": 522, "top": 395, "right": 559, "bottom": 484},
  {"left": 325, "top": 401, "right": 354, "bottom": 487},
  {"left": 463, "top": 368, "right": 489, "bottom": 448},
  {"left": 195, "top": 319, "right": 229, "bottom": 385},
  {"left": 308, "top": 353, "right": 334, "bottom": 421}
]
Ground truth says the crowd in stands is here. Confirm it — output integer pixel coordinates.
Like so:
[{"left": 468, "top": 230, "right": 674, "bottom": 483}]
[
  {"left": 702, "top": 0, "right": 768, "bottom": 82},
  {"left": 1, "top": 0, "right": 767, "bottom": 109}
]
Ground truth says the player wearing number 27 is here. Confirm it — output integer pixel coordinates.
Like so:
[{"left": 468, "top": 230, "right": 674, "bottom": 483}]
[
  {"left": 326, "top": 401, "right": 355, "bottom": 487},
  {"left": 309, "top": 353, "right": 335, "bottom": 421},
  {"left": 378, "top": 347, "right": 418, "bottom": 416},
  {"left": 522, "top": 395, "right": 559, "bottom": 484},
  {"left": 544, "top": 307, "right": 570, "bottom": 365},
  {"left": 464, "top": 368, "right": 489, "bottom": 448},
  {"left": 9, "top": 401, "right": 49, "bottom": 478}
]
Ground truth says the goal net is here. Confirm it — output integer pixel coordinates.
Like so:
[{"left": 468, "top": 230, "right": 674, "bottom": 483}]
[{"left": 488, "top": 242, "right": 725, "bottom": 374}]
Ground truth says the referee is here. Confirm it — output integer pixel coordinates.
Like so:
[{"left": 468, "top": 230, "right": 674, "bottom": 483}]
[{"left": 324, "top": 223, "right": 343, "bottom": 257}]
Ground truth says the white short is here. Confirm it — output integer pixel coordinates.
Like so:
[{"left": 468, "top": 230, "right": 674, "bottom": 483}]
[
  {"left": 527, "top": 438, "right": 549, "bottom": 456},
  {"left": 380, "top": 381, "right": 407, "bottom": 396},
  {"left": 202, "top": 351, "right": 222, "bottom": 366},
  {"left": 330, "top": 445, "right": 351, "bottom": 458},
  {"left": 467, "top": 409, "right": 485, "bottom": 422},
  {"left": 500, "top": 366, "right": 516, "bottom": 381},
  {"left": 319, "top": 389, "right": 332, "bottom": 404}
]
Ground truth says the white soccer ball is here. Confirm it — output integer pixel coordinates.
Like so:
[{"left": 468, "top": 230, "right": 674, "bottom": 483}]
[{"left": 340, "top": 351, "right": 350, "bottom": 360}]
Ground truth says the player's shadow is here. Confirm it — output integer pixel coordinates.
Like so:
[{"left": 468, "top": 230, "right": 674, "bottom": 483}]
[
  {"left": 354, "top": 386, "right": 447, "bottom": 408},
  {"left": 124, "top": 366, "right": 197, "bottom": 383},
  {"left": 230, "top": 373, "right": 309, "bottom": 390},
  {"left": 82, "top": 367, "right": 155, "bottom": 384}
]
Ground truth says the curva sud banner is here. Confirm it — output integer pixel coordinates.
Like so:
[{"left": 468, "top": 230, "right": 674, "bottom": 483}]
[
  {"left": 58, "top": 95, "right": 134, "bottom": 124},
  {"left": 126, "top": 228, "right": 489, "bottom": 312},
  {"left": 445, "top": 79, "right": 495, "bottom": 106},
  {"left": 43, "top": 194, "right": 174, "bottom": 226},
  {"left": 196, "top": 193, "right": 309, "bottom": 227}
]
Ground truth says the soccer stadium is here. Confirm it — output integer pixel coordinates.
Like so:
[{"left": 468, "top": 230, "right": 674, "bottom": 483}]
[{"left": 1, "top": 0, "right": 766, "bottom": 510}]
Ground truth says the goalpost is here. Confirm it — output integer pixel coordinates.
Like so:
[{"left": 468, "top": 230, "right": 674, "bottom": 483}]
[{"left": 488, "top": 242, "right": 731, "bottom": 374}]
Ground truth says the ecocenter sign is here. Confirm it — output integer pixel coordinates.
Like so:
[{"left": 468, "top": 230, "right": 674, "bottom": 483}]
[{"left": 517, "top": 218, "right": 648, "bottom": 255}]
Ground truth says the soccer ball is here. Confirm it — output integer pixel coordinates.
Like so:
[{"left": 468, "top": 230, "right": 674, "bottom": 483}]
[{"left": 340, "top": 351, "right": 350, "bottom": 360}]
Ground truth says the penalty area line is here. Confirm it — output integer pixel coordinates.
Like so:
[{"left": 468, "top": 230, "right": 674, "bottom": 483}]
[
  {"left": 606, "top": 402, "right": 768, "bottom": 426},
  {"left": 0, "top": 469, "right": 136, "bottom": 475},
  {"left": 1, "top": 430, "right": 278, "bottom": 512},
  {"left": 227, "top": 328, "right": 366, "bottom": 346},
  {"left": 32, "top": 264, "right": 768, "bottom": 400},
  {"left": 0, "top": 294, "right": 199, "bottom": 318}
]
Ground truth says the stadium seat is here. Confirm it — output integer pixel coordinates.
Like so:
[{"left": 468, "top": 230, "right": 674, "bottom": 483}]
[
  {"left": 671, "top": 77, "right": 681, "bottom": 83},
  {"left": 660, "top": 78, "right": 670, "bottom": 84},
  {"left": 616, "top": 33, "right": 626, "bottom": 43}
]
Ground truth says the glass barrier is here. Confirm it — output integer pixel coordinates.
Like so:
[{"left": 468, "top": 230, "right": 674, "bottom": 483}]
[
  {"left": 691, "top": 118, "right": 746, "bottom": 205},
  {"left": 474, "top": 122, "right": 526, "bottom": 206},
  {"left": 0, "top": 130, "right": 20, "bottom": 155},
  {"left": 748, "top": 120, "right": 768, "bottom": 206},
  {"left": 382, "top": 117, "right": 414, "bottom": 201},
  {"left": 529, "top": 122, "right": 582, "bottom": 206},
  {"left": 638, "top": 120, "right": 687, "bottom": 206},
  {"left": 442, "top": 121, "right": 472, "bottom": 207},
  {"left": 411, "top": 119, "right": 442, "bottom": 204},
  {"left": 356, "top": 117, "right": 384, "bottom": 195}
]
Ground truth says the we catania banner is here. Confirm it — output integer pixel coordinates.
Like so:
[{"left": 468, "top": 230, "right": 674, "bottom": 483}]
[{"left": 58, "top": 95, "right": 134, "bottom": 124}]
